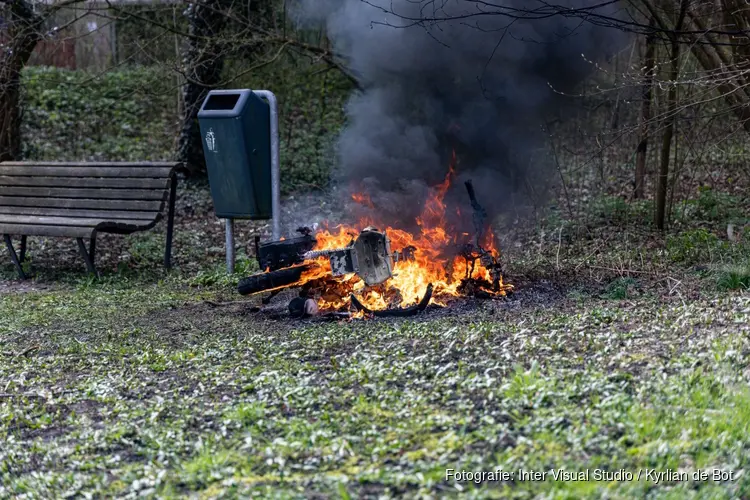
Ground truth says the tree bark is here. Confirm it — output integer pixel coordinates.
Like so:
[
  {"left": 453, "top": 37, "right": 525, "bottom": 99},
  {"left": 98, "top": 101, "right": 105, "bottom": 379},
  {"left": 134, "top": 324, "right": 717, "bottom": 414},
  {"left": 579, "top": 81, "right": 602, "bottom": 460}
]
[
  {"left": 634, "top": 21, "right": 656, "bottom": 200},
  {"left": 655, "top": 0, "right": 688, "bottom": 230},
  {"left": 0, "top": 0, "right": 43, "bottom": 161},
  {"left": 177, "top": 0, "right": 226, "bottom": 176}
]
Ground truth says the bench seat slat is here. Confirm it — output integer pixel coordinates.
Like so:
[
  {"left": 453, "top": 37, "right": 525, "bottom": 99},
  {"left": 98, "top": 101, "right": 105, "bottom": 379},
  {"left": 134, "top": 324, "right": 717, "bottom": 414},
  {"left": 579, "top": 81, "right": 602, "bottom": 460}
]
[
  {"left": 0, "top": 176, "right": 170, "bottom": 189},
  {"left": 0, "top": 196, "right": 163, "bottom": 211},
  {"left": 0, "top": 206, "right": 157, "bottom": 220},
  {"left": 1, "top": 187, "right": 166, "bottom": 201},
  {"left": 0, "top": 166, "right": 175, "bottom": 178},
  {"left": 0, "top": 215, "right": 157, "bottom": 229},
  {"left": 0, "top": 162, "right": 181, "bottom": 168}
]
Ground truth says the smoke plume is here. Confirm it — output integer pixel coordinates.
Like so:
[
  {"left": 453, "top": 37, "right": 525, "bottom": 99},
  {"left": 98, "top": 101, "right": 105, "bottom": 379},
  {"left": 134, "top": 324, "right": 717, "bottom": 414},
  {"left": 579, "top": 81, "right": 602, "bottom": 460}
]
[{"left": 293, "top": 0, "right": 625, "bottom": 229}]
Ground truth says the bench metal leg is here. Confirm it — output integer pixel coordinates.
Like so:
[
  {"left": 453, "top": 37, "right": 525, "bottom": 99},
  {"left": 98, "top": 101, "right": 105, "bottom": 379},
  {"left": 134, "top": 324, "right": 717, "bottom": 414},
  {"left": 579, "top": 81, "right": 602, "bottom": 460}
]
[
  {"left": 3, "top": 234, "right": 27, "bottom": 279},
  {"left": 19, "top": 236, "right": 27, "bottom": 263},
  {"left": 89, "top": 235, "right": 96, "bottom": 263},
  {"left": 76, "top": 237, "right": 99, "bottom": 278},
  {"left": 164, "top": 174, "right": 177, "bottom": 270}
]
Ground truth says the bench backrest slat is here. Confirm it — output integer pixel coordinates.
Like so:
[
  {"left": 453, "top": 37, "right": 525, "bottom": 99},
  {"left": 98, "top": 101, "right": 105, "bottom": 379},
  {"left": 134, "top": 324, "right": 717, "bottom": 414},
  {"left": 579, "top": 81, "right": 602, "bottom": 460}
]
[
  {"left": 0, "top": 161, "right": 180, "bottom": 167},
  {"left": 0, "top": 166, "right": 175, "bottom": 178},
  {"left": 0, "top": 161, "right": 181, "bottom": 219},
  {"left": 0, "top": 176, "right": 170, "bottom": 190},
  {"left": 0, "top": 206, "right": 158, "bottom": 220},
  {"left": 0, "top": 215, "right": 153, "bottom": 228},
  {"left": 0, "top": 196, "right": 164, "bottom": 212},
  {"left": 1, "top": 187, "right": 167, "bottom": 201}
]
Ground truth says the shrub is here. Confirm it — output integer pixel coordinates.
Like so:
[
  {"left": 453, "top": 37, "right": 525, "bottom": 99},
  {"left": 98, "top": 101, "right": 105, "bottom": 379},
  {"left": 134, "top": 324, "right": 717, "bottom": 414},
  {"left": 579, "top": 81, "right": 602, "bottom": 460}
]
[
  {"left": 21, "top": 66, "right": 177, "bottom": 161},
  {"left": 21, "top": 60, "right": 354, "bottom": 194},
  {"left": 666, "top": 228, "right": 723, "bottom": 265},
  {"left": 681, "top": 187, "right": 744, "bottom": 224},
  {"left": 602, "top": 277, "right": 639, "bottom": 300},
  {"left": 588, "top": 195, "right": 652, "bottom": 226}
]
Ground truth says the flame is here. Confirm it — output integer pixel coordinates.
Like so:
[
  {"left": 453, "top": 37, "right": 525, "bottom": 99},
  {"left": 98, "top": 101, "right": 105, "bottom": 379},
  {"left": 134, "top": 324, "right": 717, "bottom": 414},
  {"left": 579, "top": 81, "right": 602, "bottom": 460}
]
[
  {"left": 284, "top": 150, "right": 512, "bottom": 313},
  {"left": 351, "top": 192, "right": 375, "bottom": 209}
]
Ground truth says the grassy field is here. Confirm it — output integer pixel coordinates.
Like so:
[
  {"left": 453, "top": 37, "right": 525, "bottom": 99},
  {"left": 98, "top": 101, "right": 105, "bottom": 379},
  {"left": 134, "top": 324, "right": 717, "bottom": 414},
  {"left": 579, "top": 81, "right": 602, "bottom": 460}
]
[{"left": 1, "top": 179, "right": 750, "bottom": 498}]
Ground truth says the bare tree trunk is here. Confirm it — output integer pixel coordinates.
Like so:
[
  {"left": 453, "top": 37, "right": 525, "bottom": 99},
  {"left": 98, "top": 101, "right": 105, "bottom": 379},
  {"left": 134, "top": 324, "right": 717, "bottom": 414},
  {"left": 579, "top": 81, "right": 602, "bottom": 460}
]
[
  {"left": 634, "top": 21, "right": 656, "bottom": 199},
  {"left": 0, "top": 0, "right": 43, "bottom": 161},
  {"left": 177, "top": 0, "right": 226, "bottom": 176},
  {"left": 656, "top": 0, "right": 688, "bottom": 230}
]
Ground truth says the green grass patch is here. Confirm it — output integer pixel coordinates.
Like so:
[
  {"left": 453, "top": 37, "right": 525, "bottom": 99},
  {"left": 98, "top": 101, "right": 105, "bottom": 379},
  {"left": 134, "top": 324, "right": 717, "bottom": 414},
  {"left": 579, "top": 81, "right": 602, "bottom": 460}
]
[
  {"left": 715, "top": 264, "right": 750, "bottom": 291},
  {"left": 667, "top": 228, "right": 723, "bottom": 265},
  {"left": 680, "top": 187, "right": 746, "bottom": 225},
  {"left": 587, "top": 195, "right": 653, "bottom": 227},
  {"left": 602, "top": 276, "right": 640, "bottom": 300}
]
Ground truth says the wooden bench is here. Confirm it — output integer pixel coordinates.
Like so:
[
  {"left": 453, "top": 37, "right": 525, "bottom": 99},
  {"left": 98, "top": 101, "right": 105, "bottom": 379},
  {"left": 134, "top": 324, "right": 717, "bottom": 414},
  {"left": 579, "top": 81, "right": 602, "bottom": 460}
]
[{"left": 0, "top": 161, "right": 184, "bottom": 278}]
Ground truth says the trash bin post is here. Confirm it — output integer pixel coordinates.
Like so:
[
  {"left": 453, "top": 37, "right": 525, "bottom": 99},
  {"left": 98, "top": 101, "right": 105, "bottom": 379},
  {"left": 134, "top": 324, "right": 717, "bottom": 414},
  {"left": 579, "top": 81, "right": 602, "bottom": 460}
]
[
  {"left": 226, "top": 218, "right": 235, "bottom": 273},
  {"left": 252, "top": 90, "right": 281, "bottom": 241}
]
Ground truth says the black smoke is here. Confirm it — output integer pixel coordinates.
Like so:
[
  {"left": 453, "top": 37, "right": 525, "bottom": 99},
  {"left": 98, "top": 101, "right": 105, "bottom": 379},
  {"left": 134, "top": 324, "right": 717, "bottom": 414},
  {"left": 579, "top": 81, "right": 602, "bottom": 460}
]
[{"left": 292, "top": 0, "right": 626, "bottom": 229}]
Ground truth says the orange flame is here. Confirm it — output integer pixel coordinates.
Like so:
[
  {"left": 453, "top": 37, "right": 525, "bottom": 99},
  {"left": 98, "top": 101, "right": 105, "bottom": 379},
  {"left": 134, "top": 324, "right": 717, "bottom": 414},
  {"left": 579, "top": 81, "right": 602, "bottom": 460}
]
[
  {"left": 284, "top": 150, "right": 512, "bottom": 313},
  {"left": 351, "top": 192, "right": 375, "bottom": 209}
]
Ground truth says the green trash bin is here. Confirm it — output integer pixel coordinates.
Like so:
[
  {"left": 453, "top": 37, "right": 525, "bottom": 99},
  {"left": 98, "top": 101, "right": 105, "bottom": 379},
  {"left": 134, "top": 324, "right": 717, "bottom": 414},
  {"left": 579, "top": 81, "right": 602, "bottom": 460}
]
[{"left": 197, "top": 89, "right": 272, "bottom": 220}]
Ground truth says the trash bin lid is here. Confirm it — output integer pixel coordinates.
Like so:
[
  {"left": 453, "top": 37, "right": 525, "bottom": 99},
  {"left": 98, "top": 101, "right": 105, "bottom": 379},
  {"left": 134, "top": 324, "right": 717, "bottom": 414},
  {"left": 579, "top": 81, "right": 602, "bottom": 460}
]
[{"left": 198, "top": 89, "right": 261, "bottom": 119}]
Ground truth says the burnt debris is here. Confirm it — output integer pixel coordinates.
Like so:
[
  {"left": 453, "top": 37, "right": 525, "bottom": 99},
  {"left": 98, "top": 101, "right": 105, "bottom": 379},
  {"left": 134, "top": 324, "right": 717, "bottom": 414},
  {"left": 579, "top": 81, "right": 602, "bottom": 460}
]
[
  {"left": 238, "top": 264, "right": 314, "bottom": 296},
  {"left": 255, "top": 226, "right": 315, "bottom": 272},
  {"left": 351, "top": 283, "right": 434, "bottom": 318},
  {"left": 460, "top": 180, "right": 504, "bottom": 293}
]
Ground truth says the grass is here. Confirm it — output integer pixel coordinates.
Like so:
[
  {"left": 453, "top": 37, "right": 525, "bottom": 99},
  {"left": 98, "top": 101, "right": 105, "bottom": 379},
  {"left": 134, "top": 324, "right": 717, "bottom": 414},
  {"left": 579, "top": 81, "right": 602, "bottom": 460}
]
[
  {"left": 716, "top": 264, "right": 750, "bottom": 291},
  {"left": 1, "top": 176, "right": 750, "bottom": 497},
  {"left": 1, "top": 262, "right": 749, "bottom": 497},
  {"left": 602, "top": 277, "right": 640, "bottom": 299}
]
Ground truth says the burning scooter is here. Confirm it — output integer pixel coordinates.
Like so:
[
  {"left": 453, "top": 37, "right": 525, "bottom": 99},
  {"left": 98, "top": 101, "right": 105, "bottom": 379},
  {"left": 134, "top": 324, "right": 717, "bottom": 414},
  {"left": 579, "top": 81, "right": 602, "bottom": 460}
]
[{"left": 238, "top": 180, "right": 510, "bottom": 317}]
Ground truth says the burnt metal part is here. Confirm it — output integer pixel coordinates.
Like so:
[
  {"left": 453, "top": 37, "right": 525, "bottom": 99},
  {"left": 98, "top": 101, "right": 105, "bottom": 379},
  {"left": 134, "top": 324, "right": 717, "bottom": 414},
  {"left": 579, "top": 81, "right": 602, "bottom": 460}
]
[
  {"left": 463, "top": 180, "right": 504, "bottom": 291},
  {"left": 321, "top": 312, "right": 352, "bottom": 320},
  {"left": 395, "top": 245, "right": 416, "bottom": 262},
  {"left": 288, "top": 297, "right": 319, "bottom": 318},
  {"left": 352, "top": 227, "right": 393, "bottom": 284},
  {"left": 350, "top": 283, "right": 434, "bottom": 317},
  {"left": 328, "top": 248, "right": 356, "bottom": 277},
  {"left": 303, "top": 227, "right": 395, "bottom": 286},
  {"left": 238, "top": 264, "right": 313, "bottom": 295},
  {"left": 465, "top": 180, "right": 487, "bottom": 248},
  {"left": 256, "top": 226, "right": 315, "bottom": 272}
]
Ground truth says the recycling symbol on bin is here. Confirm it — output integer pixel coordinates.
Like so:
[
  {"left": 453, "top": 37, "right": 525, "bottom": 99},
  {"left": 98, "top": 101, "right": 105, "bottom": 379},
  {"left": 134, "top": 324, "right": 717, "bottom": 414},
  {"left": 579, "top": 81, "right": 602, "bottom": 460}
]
[{"left": 205, "top": 128, "right": 217, "bottom": 153}]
